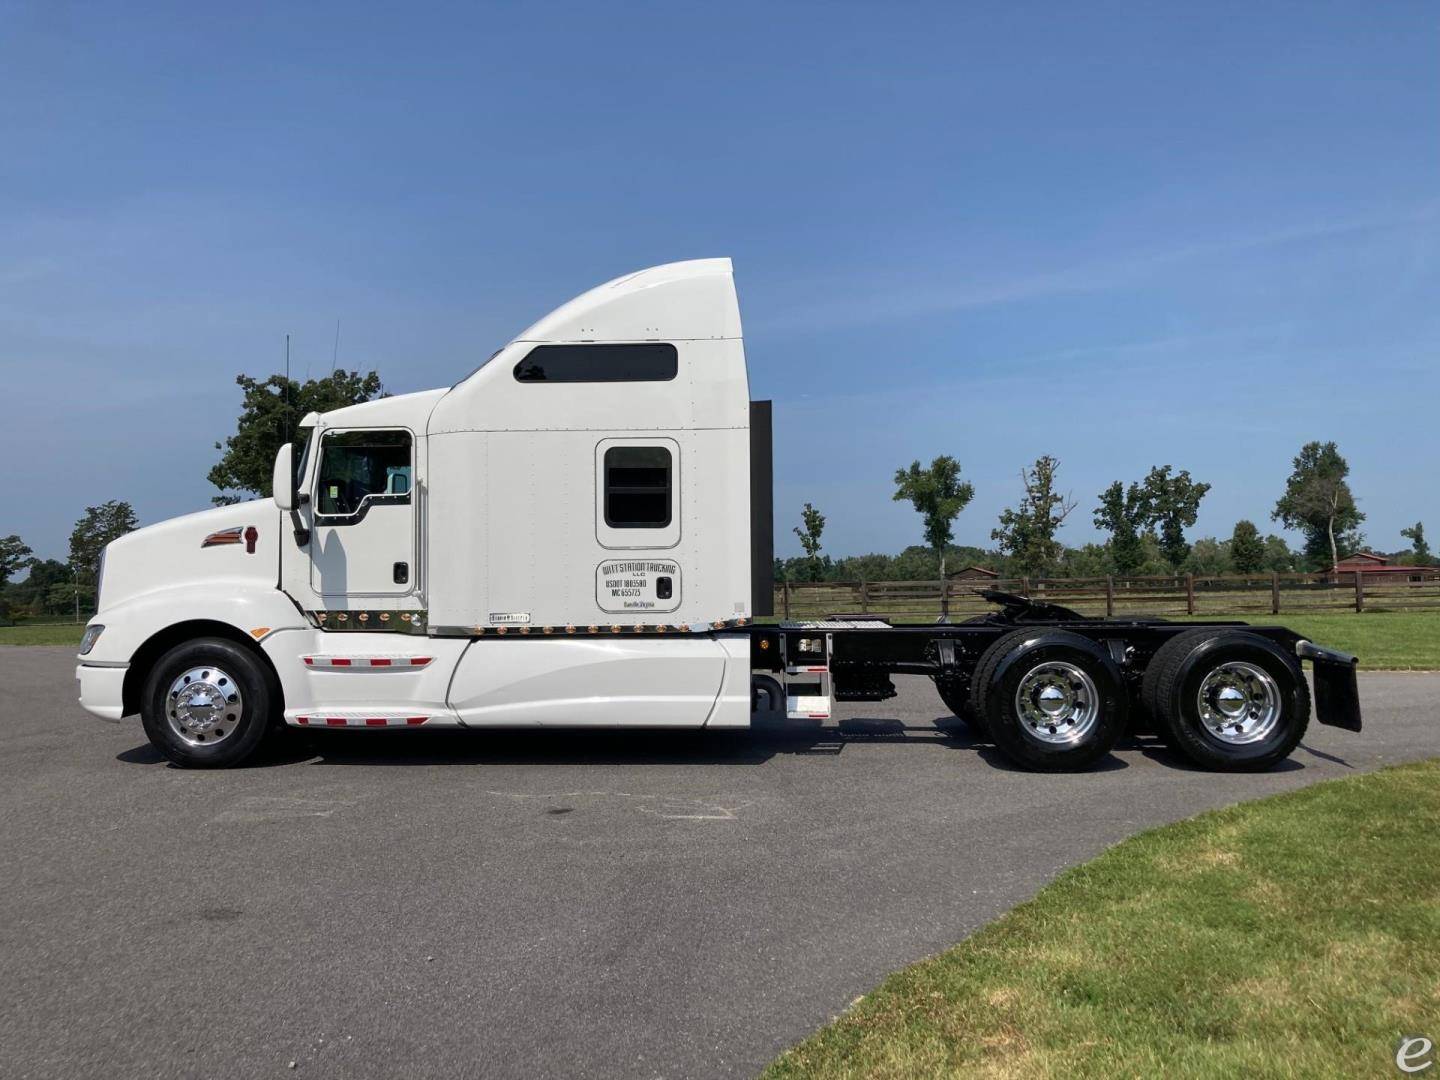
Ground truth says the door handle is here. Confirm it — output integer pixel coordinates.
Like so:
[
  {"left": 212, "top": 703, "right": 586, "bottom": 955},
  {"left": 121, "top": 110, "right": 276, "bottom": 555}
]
[{"left": 393, "top": 562, "right": 409, "bottom": 585}]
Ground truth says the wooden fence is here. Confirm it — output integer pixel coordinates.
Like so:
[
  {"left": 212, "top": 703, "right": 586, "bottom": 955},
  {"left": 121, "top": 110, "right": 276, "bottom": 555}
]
[{"left": 773, "top": 570, "right": 1440, "bottom": 621}]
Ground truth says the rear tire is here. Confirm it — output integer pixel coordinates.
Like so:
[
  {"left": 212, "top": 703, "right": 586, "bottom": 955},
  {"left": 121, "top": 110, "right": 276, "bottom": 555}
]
[
  {"left": 141, "top": 637, "right": 276, "bottom": 769},
  {"left": 969, "top": 629, "right": 1127, "bottom": 771},
  {"left": 1144, "top": 630, "right": 1309, "bottom": 771}
]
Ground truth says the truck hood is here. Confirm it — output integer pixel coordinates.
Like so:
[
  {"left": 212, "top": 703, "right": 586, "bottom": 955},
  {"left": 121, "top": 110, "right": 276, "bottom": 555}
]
[{"left": 99, "top": 500, "right": 283, "bottom": 614}]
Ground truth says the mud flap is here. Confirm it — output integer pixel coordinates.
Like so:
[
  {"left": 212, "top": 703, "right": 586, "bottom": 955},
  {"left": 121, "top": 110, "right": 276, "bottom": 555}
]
[{"left": 1298, "top": 641, "right": 1362, "bottom": 733}]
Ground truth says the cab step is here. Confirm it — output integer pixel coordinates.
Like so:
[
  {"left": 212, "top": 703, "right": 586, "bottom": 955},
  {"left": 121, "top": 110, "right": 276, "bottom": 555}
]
[{"left": 786, "top": 694, "right": 831, "bottom": 720}]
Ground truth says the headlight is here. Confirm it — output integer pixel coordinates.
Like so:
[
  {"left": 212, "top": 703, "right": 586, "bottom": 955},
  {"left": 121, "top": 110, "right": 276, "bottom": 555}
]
[{"left": 79, "top": 624, "right": 105, "bottom": 656}]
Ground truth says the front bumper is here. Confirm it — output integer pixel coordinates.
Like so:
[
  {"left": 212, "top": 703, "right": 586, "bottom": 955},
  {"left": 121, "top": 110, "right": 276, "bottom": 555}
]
[
  {"left": 1296, "top": 640, "right": 1362, "bottom": 733},
  {"left": 76, "top": 662, "right": 128, "bottom": 722}
]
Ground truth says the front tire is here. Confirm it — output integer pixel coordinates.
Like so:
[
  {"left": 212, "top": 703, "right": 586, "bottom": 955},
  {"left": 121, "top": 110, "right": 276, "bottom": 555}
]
[
  {"left": 1143, "top": 630, "right": 1309, "bottom": 771},
  {"left": 141, "top": 638, "right": 276, "bottom": 768},
  {"left": 969, "top": 630, "right": 1127, "bottom": 771}
]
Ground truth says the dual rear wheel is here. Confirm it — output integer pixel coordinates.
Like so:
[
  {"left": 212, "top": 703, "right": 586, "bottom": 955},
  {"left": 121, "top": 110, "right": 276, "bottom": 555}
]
[
  {"left": 967, "top": 629, "right": 1128, "bottom": 772},
  {"left": 1141, "top": 629, "right": 1309, "bottom": 771},
  {"left": 940, "top": 627, "right": 1309, "bottom": 772}
]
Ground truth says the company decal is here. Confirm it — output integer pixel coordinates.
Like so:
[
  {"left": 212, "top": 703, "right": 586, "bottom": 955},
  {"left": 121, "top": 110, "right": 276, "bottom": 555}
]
[{"left": 596, "top": 560, "right": 681, "bottom": 614}]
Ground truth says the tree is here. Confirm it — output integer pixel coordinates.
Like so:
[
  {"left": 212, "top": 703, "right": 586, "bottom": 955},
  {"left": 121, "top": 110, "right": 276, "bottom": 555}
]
[
  {"left": 1230, "top": 519, "right": 1265, "bottom": 574},
  {"left": 70, "top": 501, "right": 139, "bottom": 583},
  {"left": 992, "top": 455, "right": 1076, "bottom": 578},
  {"left": 0, "top": 535, "right": 33, "bottom": 589},
  {"left": 1183, "top": 537, "right": 1232, "bottom": 577},
  {"left": 7, "top": 558, "right": 70, "bottom": 616},
  {"left": 1142, "top": 465, "right": 1211, "bottom": 569},
  {"left": 1057, "top": 542, "right": 1112, "bottom": 578},
  {"left": 893, "top": 456, "right": 976, "bottom": 583},
  {"left": 209, "top": 369, "right": 385, "bottom": 504},
  {"left": 1261, "top": 534, "right": 1297, "bottom": 573},
  {"left": 793, "top": 503, "right": 826, "bottom": 561},
  {"left": 1272, "top": 441, "right": 1364, "bottom": 571},
  {"left": 1401, "top": 522, "right": 1432, "bottom": 566},
  {"left": 1093, "top": 481, "right": 1150, "bottom": 575}
]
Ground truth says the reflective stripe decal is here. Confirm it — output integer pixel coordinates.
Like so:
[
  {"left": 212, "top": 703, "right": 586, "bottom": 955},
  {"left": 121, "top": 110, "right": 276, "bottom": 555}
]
[
  {"left": 294, "top": 715, "right": 432, "bottom": 728},
  {"left": 302, "top": 656, "right": 434, "bottom": 669}
]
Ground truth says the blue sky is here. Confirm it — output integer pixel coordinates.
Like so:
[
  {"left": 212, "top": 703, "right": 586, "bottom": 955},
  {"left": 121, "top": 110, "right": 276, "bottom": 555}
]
[{"left": 4, "top": 1, "right": 1437, "bottom": 562}]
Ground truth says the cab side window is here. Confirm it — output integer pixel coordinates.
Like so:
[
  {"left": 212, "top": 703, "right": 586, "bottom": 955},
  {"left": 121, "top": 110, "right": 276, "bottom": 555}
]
[
  {"left": 604, "top": 446, "right": 671, "bottom": 528},
  {"left": 315, "top": 430, "right": 412, "bottom": 518}
]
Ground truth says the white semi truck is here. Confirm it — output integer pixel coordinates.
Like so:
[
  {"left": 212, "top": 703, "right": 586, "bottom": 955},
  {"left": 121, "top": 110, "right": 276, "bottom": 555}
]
[{"left": 75, "top": 259, "right": 1362, "bottom": 771}]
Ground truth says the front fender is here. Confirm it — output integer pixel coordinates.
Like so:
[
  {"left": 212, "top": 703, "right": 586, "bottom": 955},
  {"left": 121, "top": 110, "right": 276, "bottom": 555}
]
[{"left": 82, "top": 582, "right": 308, "bottom": 666}]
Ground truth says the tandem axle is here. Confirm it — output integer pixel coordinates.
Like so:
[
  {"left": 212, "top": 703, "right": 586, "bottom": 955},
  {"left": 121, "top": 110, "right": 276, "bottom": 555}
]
[{"left": 744, "top": 591, "right": 1360, "bottom": 772}]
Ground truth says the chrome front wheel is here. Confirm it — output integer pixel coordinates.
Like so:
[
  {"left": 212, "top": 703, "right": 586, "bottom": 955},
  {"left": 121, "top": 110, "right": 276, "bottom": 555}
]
[
  {"left": 166, "top": 666, "right": 245, "bottom": 746},
  {"left": 142, "top": 638, "right": 275, "bottom": 768}
]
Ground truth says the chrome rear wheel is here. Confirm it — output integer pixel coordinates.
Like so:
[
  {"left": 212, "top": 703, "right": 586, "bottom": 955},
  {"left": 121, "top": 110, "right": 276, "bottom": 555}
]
[
  {"left": 1142, "top": 629, "right": 1309, "bottom": 771},
  {"left": 1014, "top": 661, "right": 1099, "bottom": 745},
  {"left": 971, "top": 629, "right": 1126, "bottom": 771},
  {"left": 1196, "top": 661, "right": 1281, "bottom": 745}
]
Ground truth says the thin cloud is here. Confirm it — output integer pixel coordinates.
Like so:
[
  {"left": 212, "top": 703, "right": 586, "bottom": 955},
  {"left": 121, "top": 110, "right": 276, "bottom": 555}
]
[{"left": 756, "top": 204, "right": 1438, "bottom": 334}]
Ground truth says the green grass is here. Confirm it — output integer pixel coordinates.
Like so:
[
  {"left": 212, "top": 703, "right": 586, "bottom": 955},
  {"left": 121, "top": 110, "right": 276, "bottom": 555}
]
[
  {"left": 765, "top": 759, "right": 1440, "bottom": 1080},
  {"left": 0, "top": 623, "right": 86, "bottom": 647},
  {"left": 1181, "top": 611, "right": 1440, "bottom": 670}
]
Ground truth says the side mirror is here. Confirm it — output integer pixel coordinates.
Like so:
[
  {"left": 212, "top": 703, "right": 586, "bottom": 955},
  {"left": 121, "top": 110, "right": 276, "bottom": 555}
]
[{"left": 273, "top": 443, "right": 296, "bottom": 511}]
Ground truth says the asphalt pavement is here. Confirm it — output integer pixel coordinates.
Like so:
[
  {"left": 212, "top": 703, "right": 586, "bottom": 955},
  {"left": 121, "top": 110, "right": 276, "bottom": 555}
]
[{"left": 1, "top": 645, "right": 1436, "bottom": 1079}]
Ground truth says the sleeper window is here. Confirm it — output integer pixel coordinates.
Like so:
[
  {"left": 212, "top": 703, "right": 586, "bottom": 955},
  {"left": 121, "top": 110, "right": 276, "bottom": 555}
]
[
  {"left": 315, "top": 430, "right": 412, "bottom": 517},
  {"left": 514, "top": 343, "right": 678, "bottom": 383},
  {"left": 604, "top": 446, "right": 671, "bottom": 528}
]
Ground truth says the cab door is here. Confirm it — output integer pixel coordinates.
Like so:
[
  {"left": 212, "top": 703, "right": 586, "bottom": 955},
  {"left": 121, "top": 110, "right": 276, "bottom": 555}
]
[{"left": 308, "top": 428, "right": 416, "bottom": 599}]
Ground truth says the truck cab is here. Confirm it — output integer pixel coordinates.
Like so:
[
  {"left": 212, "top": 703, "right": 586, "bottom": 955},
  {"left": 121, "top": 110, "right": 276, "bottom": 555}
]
[{"left": 77, "top": 259, "right": 761, "bottom": 766}]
